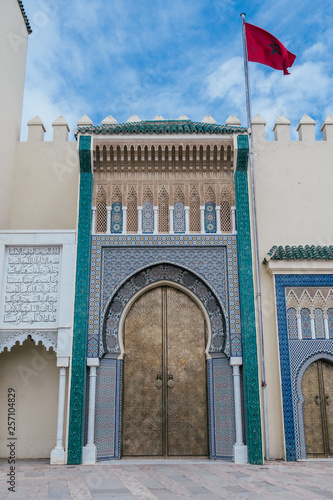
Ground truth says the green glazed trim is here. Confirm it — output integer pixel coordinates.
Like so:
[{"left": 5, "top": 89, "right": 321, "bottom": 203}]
[
  {"left": 67, "top": 136, "right": 93, "bottom": 464},
  {"left": 235, "top": 134, "right": 263, "bottom": 465},
  {"left": 264, "top": 244, "right": 333, "bottom": 263},
  {"left": 75, "top": 120, "right": 247, "bottom": 137}
]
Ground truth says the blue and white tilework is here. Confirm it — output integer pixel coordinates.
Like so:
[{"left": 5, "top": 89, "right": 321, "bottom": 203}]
[
  {"left": 87, "top": 234, "right": 241, "bottom": 359},
  {"left": 204, "top": 202, "right": 217, "bottom": 233},
  {"left": 208, "top": 356, "right": 235, "bottom": 460},
  {"left": 111, "top": 202, "right": 122, "bottom": 233},
  {"left": 173, "top": 201, "right": 185, "bottom": 233},
  {"left": 142, "top": 202, "right": 153, "bottom": 233},
  {"left": 95, "top": 357, "right": 117, "bottom": 459},
  {"left": 275, "top": 275, "right": 333, "bottom": 461}
]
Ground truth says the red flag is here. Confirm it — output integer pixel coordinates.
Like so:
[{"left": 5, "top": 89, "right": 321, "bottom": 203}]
[{"left": 245, "top": 22, "right": 296, "bottom": 75}]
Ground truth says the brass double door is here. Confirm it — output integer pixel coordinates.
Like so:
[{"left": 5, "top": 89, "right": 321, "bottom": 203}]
[
  {"left": 122, "top": 285, "right": 209, "bottom": 457},
  {"left": 302, "top": 360, "right": 333, "bottom": 457}
]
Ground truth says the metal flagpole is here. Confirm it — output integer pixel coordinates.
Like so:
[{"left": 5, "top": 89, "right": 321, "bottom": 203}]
[{"left": 240, "top": 12, "right": 270, "bottom": 461}]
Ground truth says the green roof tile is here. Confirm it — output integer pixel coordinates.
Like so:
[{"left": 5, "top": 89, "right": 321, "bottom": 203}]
[
  {"left": 17, "top": 1, "right": 32, "bottom": 34},
  {"left": 263, "top": 245, "right": 333, "bottom": 263},
  {"left": 75, "top": 119, "right": 247, "bottom": 138}
]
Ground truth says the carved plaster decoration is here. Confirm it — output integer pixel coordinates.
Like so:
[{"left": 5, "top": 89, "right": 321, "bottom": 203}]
[
  {"left": 1, "top": 246, "right": 61, "bottom": 328},
  {"left": 0, "top": 329, "right": 58, "bottom": 353}
]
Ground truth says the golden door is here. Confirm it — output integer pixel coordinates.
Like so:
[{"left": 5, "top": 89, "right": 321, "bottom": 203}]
[
  {"left": 122, "top": 286, "right": 209, "bottom": 457},
  {"left": 302, "top": 360, "right": 333, "bottom": 457}
]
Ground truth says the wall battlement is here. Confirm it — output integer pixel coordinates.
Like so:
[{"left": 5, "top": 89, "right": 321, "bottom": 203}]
[{"left": 252, "top": 114, "right": 333, "bottom": 143}]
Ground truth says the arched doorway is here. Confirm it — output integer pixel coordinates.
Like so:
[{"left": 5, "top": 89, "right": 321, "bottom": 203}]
[
  {"left": 121, "top": 285, "right": 209, "bottom": 457},
  {"left": 302, "top": 359, "right": 333, "bottom": 457}
]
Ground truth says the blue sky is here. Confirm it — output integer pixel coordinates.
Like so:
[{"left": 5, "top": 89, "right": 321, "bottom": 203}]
[{"left": 21, "top": 0, "right": 333, "bottom": 140}]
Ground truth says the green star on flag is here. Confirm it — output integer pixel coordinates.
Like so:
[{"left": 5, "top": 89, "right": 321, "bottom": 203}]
[{"left": 245, "top": 22, "right": 296, "bottom": 75}]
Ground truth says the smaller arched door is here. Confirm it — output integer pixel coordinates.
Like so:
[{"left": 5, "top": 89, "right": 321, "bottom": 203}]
[
  {"left": 122, "top": 285, "right": 209, "bottom": 457},
  {"left": 302, "top": 360, "right": 333, "bottom": 457}
]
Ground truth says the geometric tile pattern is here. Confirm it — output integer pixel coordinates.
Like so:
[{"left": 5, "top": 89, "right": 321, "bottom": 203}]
[
  {"left": 287, "top": 308, "right": 298, "bottom": 339},
  {"left": 67, "top": 135, "right": 93, "bottom": 465},
  {"left": 300, "top": 308, "right": 311, "bottom": 339},
  {"left": 173, "top": 201, "right": 185, "bottom": 233},
  {"left": 314, "top": 308, "right": 325, "bottom": 339},
  {"left": 142, "top": 202, "right": 153, "bottom": 233},
  {"left": 234, "top": 134, "right": 262, "bottom": 465},
  {"left": 210, "top": 356, "right": 235, "bottom": 460},
  {"left": 103, "top": 263, "right": 227, "bottom": 356},
  {"left": 90, "top": 234, "right": 241, "bottom": 461},
  {"left": 275, "top": 274, "right": 333, "bottom": 461},
  {"left": 328, "top": 308, "right": 333, "bottom": 338},
  {"left": 95, "top": 358, "right": 117, "bottom": 459},
  {"left": 205, "top": 202, "right": 216, "bottom": 233},
  {"left": 111, "top": 202, "right": 123, "bottom": 233},
  {"left": 88, "top": 234, "right": 242, "bottom": 359}
]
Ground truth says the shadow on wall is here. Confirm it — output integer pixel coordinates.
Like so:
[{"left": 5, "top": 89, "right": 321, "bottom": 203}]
[{"left": 0, "top": 338, "right": 58, "bottom": 459}]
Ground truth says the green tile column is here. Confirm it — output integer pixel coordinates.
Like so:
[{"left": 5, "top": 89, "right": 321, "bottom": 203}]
[
  {"left": 235, "top": 134, "right": 263, "bottom": 464},
  {"left": 67, "top": 135, "right": 93, "bottom": 464}
]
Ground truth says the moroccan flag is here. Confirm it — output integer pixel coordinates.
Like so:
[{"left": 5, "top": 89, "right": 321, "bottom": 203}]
[{"left": 245, "top": 22, "right": 296, "bottom": 75}]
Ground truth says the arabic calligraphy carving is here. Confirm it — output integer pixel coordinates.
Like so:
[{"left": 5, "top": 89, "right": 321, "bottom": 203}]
[{"left": 2, "top": 247, "right": 61, "bottom": 325}]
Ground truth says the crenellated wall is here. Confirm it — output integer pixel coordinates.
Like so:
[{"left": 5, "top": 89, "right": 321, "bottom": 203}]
[
  {"left": 10, "top": 116, "right": 79, "bottom": 230},
  {"left": 252, "top": 112, "right": 333, "bottom": 258},
  {"left": 251, "top": 113, "right": 333, "bottom": 459}
]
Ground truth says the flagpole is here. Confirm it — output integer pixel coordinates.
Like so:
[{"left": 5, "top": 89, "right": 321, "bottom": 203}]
[{"left": 240, "top": 13, "right": 270, "bottom": 462}]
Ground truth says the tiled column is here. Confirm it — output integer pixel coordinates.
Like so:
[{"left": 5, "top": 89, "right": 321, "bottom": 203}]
[
  {"left": 83, "top": 358, "right": 100, "bottom": 464},
  {"left": 230, "top": 357, "right": 247, "bottom": 463},
  {"left": 324, "top": 315, "right": 330, "bottom": 339},
  {"left": 231, "top": 206, "right": 237, "bottom": 234},
  {"left": 153, "top": 206, "right": 158, "bottom": 235},
  {"left": 137, "top": 206, "right": 142, "bottom": 234},
  {"left": 122, "top": 206, "right": 127, "bottom": 234},
  {"left": 310, "top": 313, "right": 316, "bottom": 339},
  {"left": 106, "top": 206, "right": 111, "bottom": 234},
  {"left": 297, "top": 314, "right": 302, "bottom": 339},
  {"left": 91, "top": 207, "right": 96, "bottom": 234},
  {"left": 200, "top": 206, "right": 205, "bottom": 234},
  {"left": 184, "top": 206, "right": 190, "bottom": 234},
  {"left": 215, "top": 205, "right": 221, "bottom": 234},
  {"left": 51, "top": 358, "right": 69, "bottom": 464},
  {"left": 169, "top": 206, "right": 174, "bottom": 234}
]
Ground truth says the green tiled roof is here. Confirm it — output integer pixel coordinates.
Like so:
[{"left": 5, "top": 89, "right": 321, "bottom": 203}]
[
  {"left": 76, "top": 119, "right": 247, "bottom": 137},
  {"left": 17, "top": 1, "right": 32, "bottom": 34},
  {"left": 263, "top": 245, "right": 333, "bottom": 263}
]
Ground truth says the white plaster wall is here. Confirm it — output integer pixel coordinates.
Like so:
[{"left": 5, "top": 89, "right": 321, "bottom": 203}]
[
  {"left": 10, "top": 141, "right": 79, "bottom": 230},
  {"left": 252, "top": 126, "right": 333, "bottom": 459},
  {"left": 0, "top": 1, "right": 29, "bottom": 228},
  {"left": 0, "top": 338, "right": 58, "bottom": 458}
]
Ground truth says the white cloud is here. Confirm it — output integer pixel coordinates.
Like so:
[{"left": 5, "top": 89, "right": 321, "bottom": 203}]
[{"left": 206, "top": 57, "right": 244, "bottom": 103}]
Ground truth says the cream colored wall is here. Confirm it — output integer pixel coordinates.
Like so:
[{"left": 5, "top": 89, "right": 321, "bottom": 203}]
[
  {"left": 0, "top": 1, "right": 29, "bottom": 228},
  {"left": 0, "top": 338, "right": 59, "bottom": 459},
  {"left": 251, "top": 117, "right": 333, "bottom": 459},
  {"left": 10, "top": 138, "right": 79, "bottom": 229}
]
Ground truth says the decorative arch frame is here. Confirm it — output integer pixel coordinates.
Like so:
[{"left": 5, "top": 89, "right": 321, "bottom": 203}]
[
  {"left": 101, "top": 263, "right": 228, "bottom": 358},
  {"left": 0, "top": 330, "right": 57, "bottom": 354},
  {"left": 275, "top": 274, "right": 333, "bottom": 461},
  {"left": 295, "top": 352, "right": 333, "bottom": 459}
]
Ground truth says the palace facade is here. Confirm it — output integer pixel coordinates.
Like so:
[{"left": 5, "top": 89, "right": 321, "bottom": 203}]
[{"left": 1, "top": 1, "right": 333, "bottom": 465}]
